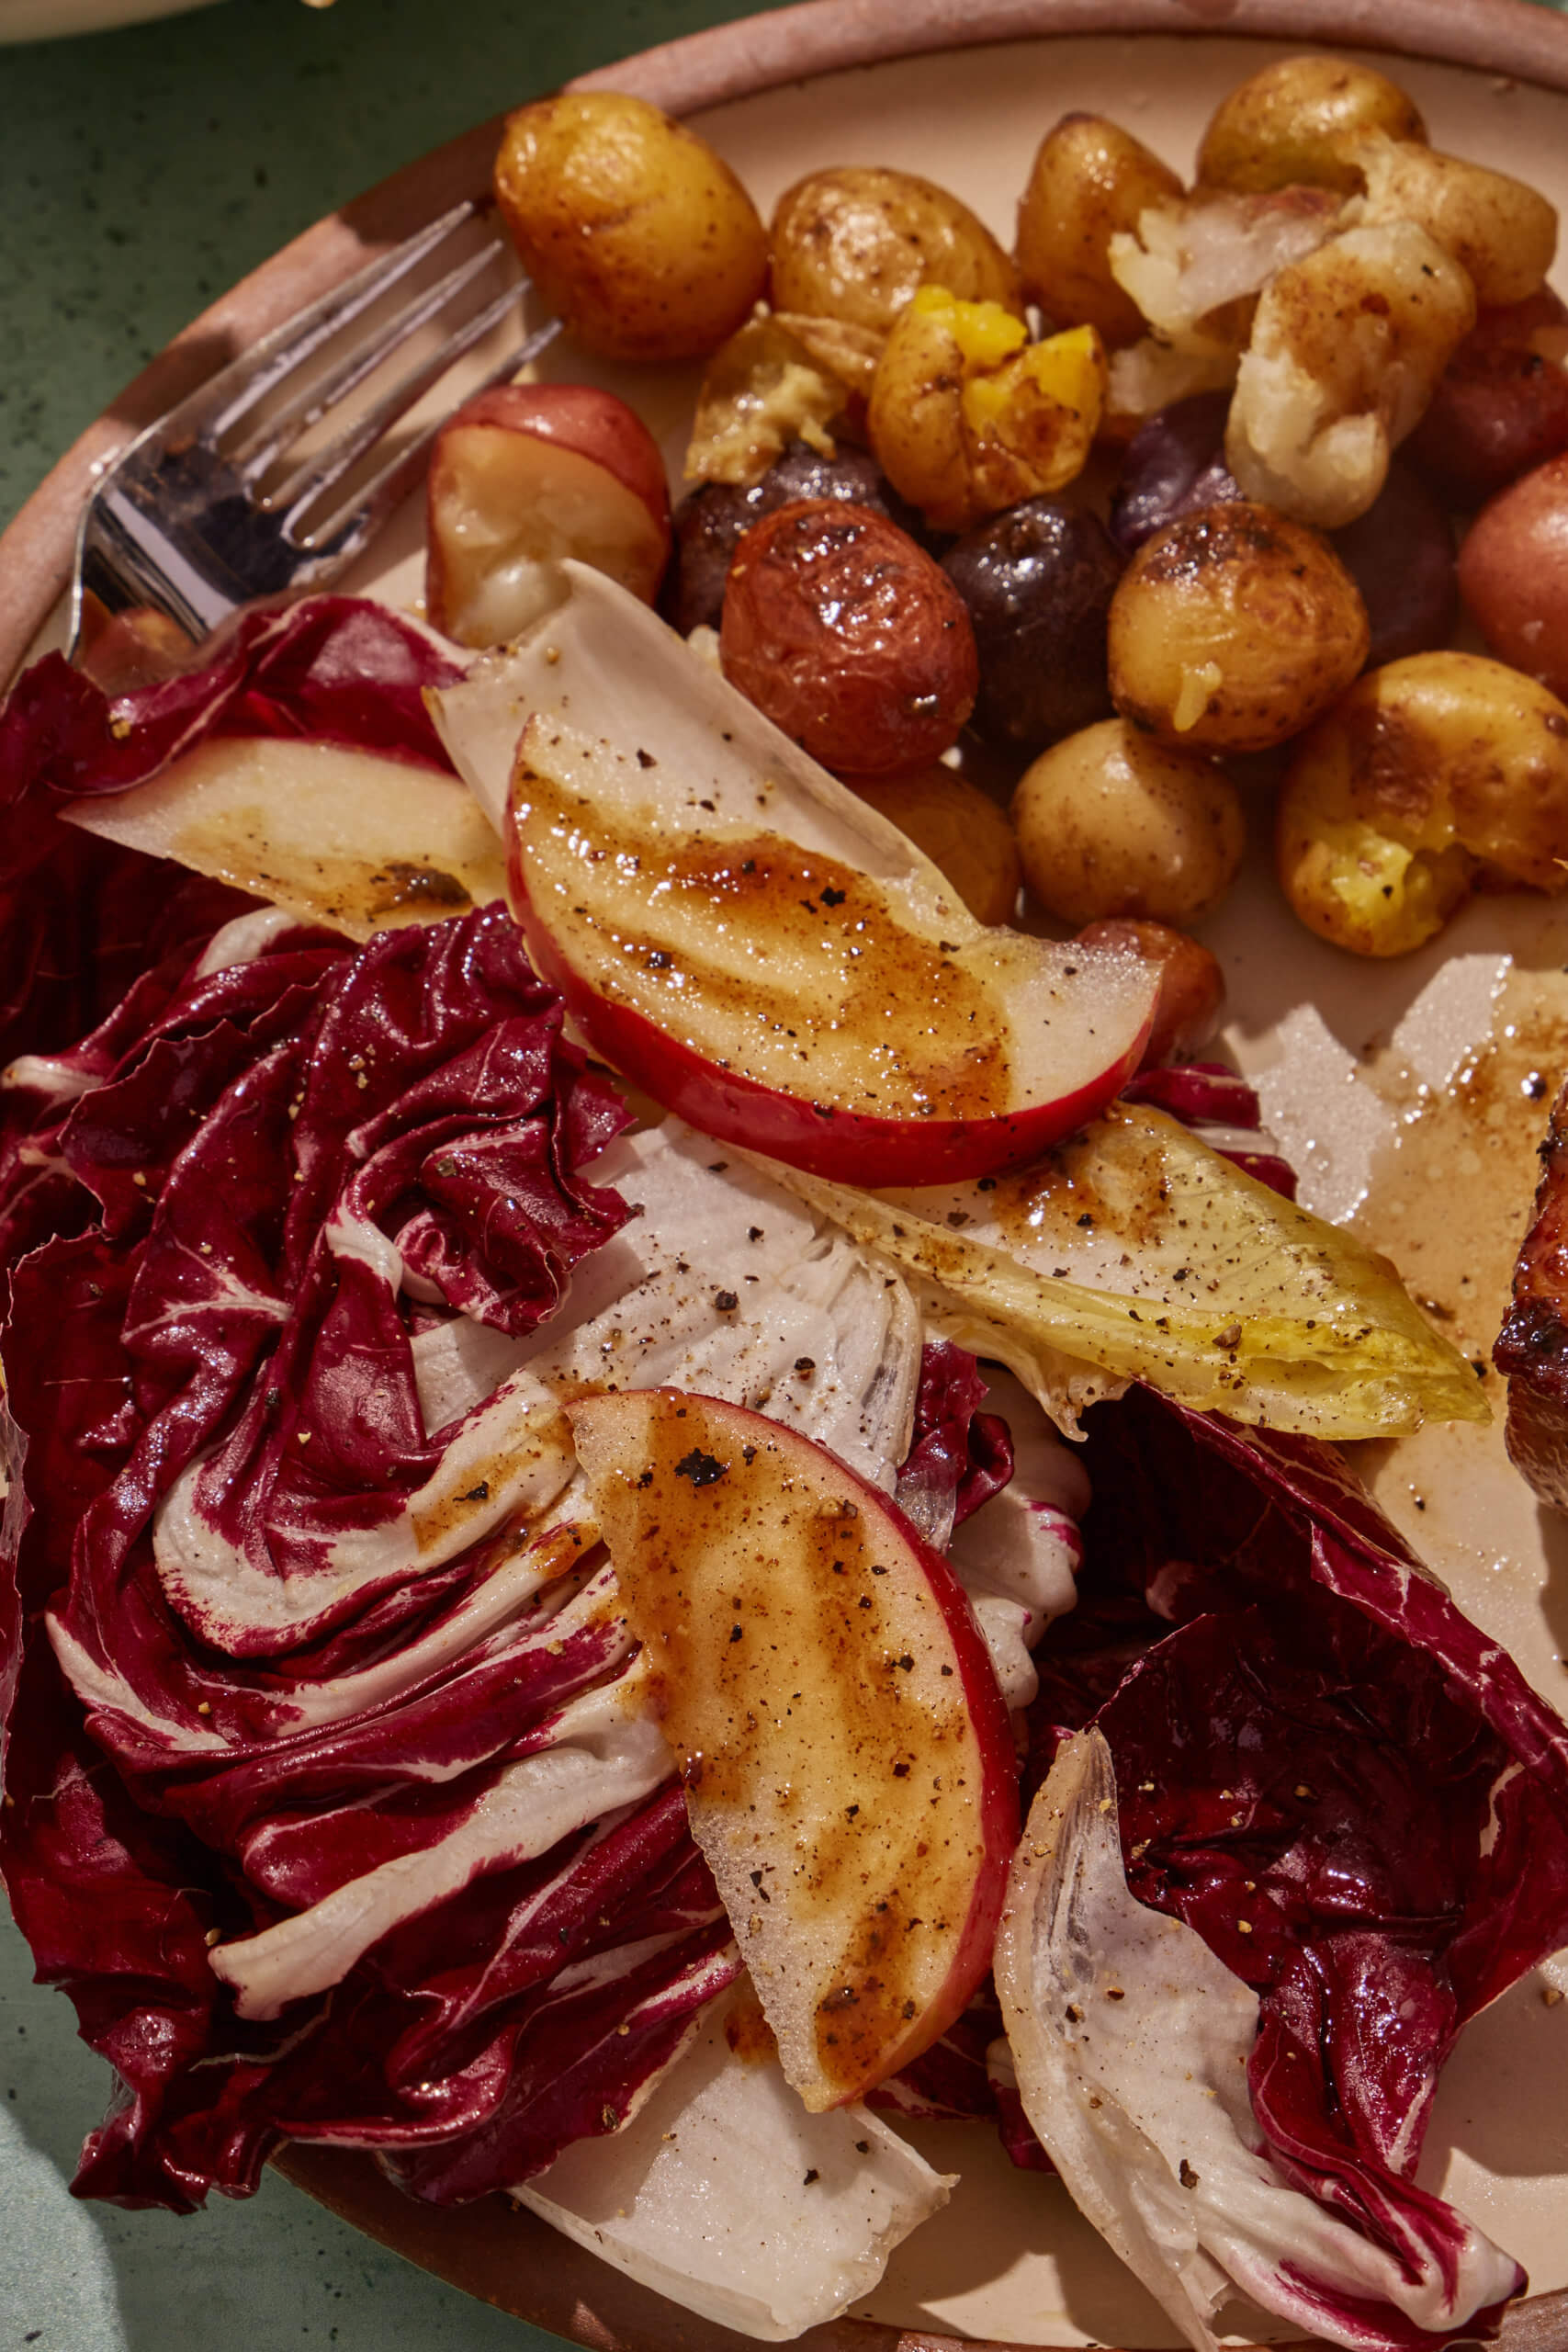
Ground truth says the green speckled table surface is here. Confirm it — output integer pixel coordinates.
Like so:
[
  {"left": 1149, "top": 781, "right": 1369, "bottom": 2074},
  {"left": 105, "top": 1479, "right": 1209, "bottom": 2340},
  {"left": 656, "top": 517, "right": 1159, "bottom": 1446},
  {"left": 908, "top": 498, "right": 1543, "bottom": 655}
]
[{"left": 0, "top": 8, "right": 787, "bottom": 2346}]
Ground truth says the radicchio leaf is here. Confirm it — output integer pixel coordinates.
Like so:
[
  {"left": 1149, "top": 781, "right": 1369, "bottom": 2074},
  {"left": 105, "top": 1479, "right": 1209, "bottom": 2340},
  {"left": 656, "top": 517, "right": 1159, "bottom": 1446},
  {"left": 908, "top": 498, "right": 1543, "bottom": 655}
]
[
  {"left": 0, "top": 905, "right": 736, "bottom": 2211},
  {"left": 1018, "top": 1385, "right": 1568, "bottom": 2348}
]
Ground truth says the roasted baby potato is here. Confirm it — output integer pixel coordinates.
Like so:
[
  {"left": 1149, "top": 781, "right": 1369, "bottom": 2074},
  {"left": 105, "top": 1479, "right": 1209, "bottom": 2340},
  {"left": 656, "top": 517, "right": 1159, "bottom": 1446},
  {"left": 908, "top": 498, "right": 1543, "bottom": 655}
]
[
  {"left": 848, "top": 764, "right": 1022, "bottom": 924},
  {"left": 769, "top": 165, "right": 1022, "bottom": 336},
  {"left": 1277, "top": 650, "right": 1568, "bottom": 956},
  {"left": 1407, "top": 289, "right": 1568, "bottom": 508},
  {"left": 493, "top": 93, "right": 768, "bottom": 362},
  {"left": 719, "top": 499, "right": 978, "bottom": 775},
  {"left": 1014, "top": 114, "right": 1184, "bottom": 345},
  {"left": 868, "top": 289, "right": 1107, "bottom": 532},
  {"left": 1196, "top": 53, "right": 1427, "bottom": 195},
  {"left": 1011, "top": 717, "right": 1246, "bottom": 926},
  {"left": 682, "top": 311, "right": 879, "bottom": 487},
  {"left": 942, "top": 497, "right": 1124, "bottom": 749},
  {"left": 1225, "top": 220, "right": 1475, "bottom": 527},
  {"left": 1108, "top": 501, "right": 1368, "bottom": 752},
  {"left": 1457, "top": 452, "right": 1568, "bottom": 700},
  {"left": 1350, "top": 133, "right": 1557, "bottom": 309}
]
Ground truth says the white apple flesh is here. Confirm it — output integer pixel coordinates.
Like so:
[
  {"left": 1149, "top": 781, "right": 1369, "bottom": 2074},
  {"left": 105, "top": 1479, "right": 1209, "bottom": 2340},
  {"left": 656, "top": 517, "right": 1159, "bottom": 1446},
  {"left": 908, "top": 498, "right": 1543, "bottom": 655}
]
[
  {"left": 567, "top": 1387, "right": 1020, "bottom": 2113},
  {"left": 431, "top": 567, "right": 1158, "bottom": 1185},
  {"left": 425, "top": 385, "right": 671, "bottom": 649}
]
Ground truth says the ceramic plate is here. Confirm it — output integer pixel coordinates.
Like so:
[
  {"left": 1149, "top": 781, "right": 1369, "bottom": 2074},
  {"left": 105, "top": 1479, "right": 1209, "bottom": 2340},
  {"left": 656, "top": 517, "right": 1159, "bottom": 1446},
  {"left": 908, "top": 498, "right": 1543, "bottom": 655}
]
[
  {"left": 4, "top": 3, "right": 1568, "bottom": 2347},
  {"left": 0, "top": 0, "right": 221, "bottom": 44}
]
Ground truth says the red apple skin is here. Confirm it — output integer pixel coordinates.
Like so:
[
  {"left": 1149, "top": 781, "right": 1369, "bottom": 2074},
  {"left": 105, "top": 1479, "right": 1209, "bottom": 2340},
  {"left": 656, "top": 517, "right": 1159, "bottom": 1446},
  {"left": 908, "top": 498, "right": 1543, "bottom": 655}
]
[
  {"left": 425, "top": 383, "right": 672, "bottom": 642},
  {"left": 568, "top": 1388, "right": 1020, "bottom": 2108},
  {"left": 506, "top": 845, "right": 1152, "bottom": 1187}
]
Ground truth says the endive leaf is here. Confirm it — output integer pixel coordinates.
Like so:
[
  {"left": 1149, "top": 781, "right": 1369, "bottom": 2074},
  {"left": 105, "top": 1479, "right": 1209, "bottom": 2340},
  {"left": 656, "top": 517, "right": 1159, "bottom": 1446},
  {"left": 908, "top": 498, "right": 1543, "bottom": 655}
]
[{"left": 739, "top": 1101, "right": 1484, "bottom": 1441}]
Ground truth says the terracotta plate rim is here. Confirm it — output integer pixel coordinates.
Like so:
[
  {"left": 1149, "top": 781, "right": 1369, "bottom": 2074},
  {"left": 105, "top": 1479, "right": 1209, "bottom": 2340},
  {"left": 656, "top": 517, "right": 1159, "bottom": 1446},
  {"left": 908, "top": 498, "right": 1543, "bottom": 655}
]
[{"left": 6, "top": 1, "right": 1568, "bottom": 2346}]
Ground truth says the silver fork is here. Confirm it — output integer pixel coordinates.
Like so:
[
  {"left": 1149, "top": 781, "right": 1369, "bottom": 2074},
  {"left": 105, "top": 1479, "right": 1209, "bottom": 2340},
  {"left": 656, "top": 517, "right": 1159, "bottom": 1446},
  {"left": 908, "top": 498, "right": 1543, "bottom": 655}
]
[{"left": 68, "top": 197, "right": 558, "bottom": 656}]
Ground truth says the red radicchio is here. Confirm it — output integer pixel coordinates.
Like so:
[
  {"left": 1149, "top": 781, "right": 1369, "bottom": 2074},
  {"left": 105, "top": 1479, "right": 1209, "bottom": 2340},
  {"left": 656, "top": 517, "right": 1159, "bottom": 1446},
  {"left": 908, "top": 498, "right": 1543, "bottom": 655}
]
[
  {"left": 0, "top": 904, "right": 742, "bottom": 2211},
  {"left": 894, "top": 1337, "right": 1014, "bottom": 1537},
  {"left": 0, "top": 596, "right": 465, "bottom": 1077},
  {"left": 1030, "top": 1385, "right": 1568, "bottom": 2344}
]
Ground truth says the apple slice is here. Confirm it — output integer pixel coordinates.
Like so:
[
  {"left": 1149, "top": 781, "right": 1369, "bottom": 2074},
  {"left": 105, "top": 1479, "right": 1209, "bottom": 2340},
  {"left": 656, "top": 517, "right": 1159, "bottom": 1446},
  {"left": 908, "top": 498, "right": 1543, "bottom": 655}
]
[
  {"left": 567, "top": 1386, "right": 1019, "bottom": 2112},
  {"left": 425, "top": 385, "right": 671, "bottom": 649},
  {"left": 431, "top": 566, "right": 1157, "bottom": 1184}
]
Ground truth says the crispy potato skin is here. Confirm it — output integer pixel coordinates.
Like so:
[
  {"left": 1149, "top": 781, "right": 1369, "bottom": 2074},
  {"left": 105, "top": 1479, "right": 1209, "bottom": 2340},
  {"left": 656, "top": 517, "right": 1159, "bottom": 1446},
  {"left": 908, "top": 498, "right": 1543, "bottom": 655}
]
[
  {"left": 769, "top": 165, "right": 1021, "bottom": 335},
  {"left": 848, "top": 764, "right": 1022, "bottom": 925},
  {"left": 1458, "top": 453, "right": 1568, "bottom": 699},
  {"left": 1350, "top": 133, "right": 1558, "bottom": 309},
  {"left": 1075, "top": 915, "right": 1225, "bottom": 1064},
  {"left": 1276, "top": 650, "right": 1568, "bottom": 956},
  {"left": 1011, "top": 717, "right": 1246, "bottom": 926},
  {"left": 719, "top": 499, "right": 978, "bottom": 776},
  {"left": 1196, "top": 53, "right": 1427, "bottom": 194},
  {"left": 493, "top": 93, "right": 768, "bottom": 362},
  {"left": 1108, "top": 501, "right": 1368, "bottom": 753},
  {"left": 1015, "top": 114, "right": 1183, "bottom": 346}
]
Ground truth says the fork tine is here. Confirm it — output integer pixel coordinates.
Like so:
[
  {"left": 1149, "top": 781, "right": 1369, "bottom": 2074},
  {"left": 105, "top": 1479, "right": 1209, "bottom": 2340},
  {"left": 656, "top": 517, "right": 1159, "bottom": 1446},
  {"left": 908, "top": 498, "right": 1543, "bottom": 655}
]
[
  {"left": 227, "top": 230, "right": 513, "bottom": 484},
  {"left": 295, "top": 314, "right": 563, "bottom": 571},
  {"left": 146, "top": 198, "right": 491, "bottom": 450},
  {"left": 272, "top": 278, "right": 545, "bottom": 536}
]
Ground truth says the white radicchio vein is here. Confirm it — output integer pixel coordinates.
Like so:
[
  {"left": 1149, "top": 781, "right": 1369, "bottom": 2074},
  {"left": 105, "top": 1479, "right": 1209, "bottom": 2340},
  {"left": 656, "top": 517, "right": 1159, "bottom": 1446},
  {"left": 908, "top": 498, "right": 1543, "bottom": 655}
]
[
  {"left": 152, "top": 1370, "right": 576, "bottom": 1645},
  {"left": 210, "top": 1660, "right": 670, "bottom": 2019},
  {"left": 994, "top": 1728, "right": 1526, "bottom": 2352},
  {"left": 517, "top": 1987, "right": 954, "bottom": 2343},
  {"left": 412, "top": 1122, "right": 924, "bottom": 1491},
  {"left": 943, "top": 1367, "right": 1089, "bottom": 1709}
]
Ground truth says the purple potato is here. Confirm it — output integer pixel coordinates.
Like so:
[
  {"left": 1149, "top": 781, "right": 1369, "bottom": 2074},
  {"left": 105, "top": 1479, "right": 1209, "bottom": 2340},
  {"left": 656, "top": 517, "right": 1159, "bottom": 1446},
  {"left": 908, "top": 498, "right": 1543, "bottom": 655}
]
[
  {"left": 1109, "top": 391, "right": 1242, "bottom": 556},
  {"left": 662, "top": 442, "right": 921, "bottom": 635},
  {"left": 1331, "top": 463, "right": 1457, "bottom": 670},
  {"left": 941, "top": 499, "right": 1125, "bottom": 749}
]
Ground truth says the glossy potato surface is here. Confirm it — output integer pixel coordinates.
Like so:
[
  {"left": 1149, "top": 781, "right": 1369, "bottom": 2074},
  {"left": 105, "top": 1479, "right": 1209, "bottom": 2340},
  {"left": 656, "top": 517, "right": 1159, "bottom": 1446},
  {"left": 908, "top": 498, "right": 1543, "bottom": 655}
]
[
  {"left": 770, "top": 166, "right": 1022, "bottom": 335},
  {"left": 1109, "top": 502, "right": 1369, "bottom": 752},
  {"left": 1196, "top": 53, "right": 1427, "bottom": 193},
  {"left": 720, "top": 500, "right": 978, "bottom": 775},
  {"left": 1011, "top": 718, "right": 1246, "bottom": 926},
  {"left": 493, "top": 93, "right": 768, "bottom": 361},
  {"left": 1015, "top": 114, "right": 1184, "bottom": 345},
  {"left": 1458, "top": 453, "right": 1568, "bottom": 698}
]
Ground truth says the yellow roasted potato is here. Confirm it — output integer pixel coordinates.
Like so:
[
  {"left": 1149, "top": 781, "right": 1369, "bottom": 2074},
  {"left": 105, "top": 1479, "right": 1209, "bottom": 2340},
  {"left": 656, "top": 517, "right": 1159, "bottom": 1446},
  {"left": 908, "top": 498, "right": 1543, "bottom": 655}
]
[
  {"left": 849, "top": 764, "right": 1022, "bottom": 925},
  {"left": 867, "top": 289, "right": 1107, "bottom": 532},
  {"left": 1350, "top": 133, "right": 1558, "bottom": 309},
  {"left": 769, "top": 165, "right": 1022, "bottom": 336},
  {"left": 1011, "top": 718, "right": 1246, "bottom": 926},
  {"left": 1196, "top": 53, "right": 1427, "bottom": 195},
  {"left": 493, "top": 93, "right": 768, "bottom": 362},
  {"left": 1277, "top": 651, "right": 1568, "bottom": 956},
  {"left": 1108, "top": 501, "right": 1369, "bottom": 752},
  {"left": 1015, "top": 114, "right": 1184, "bottom": 345}
]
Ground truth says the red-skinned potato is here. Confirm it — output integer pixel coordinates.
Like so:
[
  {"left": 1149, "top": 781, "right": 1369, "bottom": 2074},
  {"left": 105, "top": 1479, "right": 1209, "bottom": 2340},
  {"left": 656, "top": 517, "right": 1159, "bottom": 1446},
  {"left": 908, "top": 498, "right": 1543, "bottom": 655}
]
[
  {"left": 426, "top": 384, "right": 671, "bottom": 649},
  {"left": 568, "top": 1387, "right": 1020, "bottom": 2111},
  {"left": 1458, "top": 452, "right": 1568, "bottom": 698},
  {"left": 1407, "top": 289, "right": 1568, "bottom": 507},
  {"left": 720, "top": 500, "right": 978, "bottom": 776}
]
